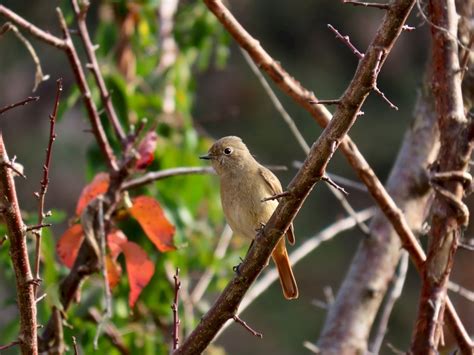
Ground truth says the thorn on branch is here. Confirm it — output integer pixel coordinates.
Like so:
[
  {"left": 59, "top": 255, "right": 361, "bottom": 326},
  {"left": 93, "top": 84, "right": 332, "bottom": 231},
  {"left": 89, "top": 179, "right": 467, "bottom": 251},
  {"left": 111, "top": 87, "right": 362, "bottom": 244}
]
[
  {"left": 2, "top": 161, "right": 26, "bottom": 179},
  {"left": 26, "top": 223, "right": 52, "bottom": 232},
  {"left": 322, "top": 175, "right": 349, "bottom": 195},
  {"left": 342, "top": 0, "right": 390, "bottom": 10},
  {"left": 0, "top": 236, "right": 7, "bottom": 247},
  {"left": 0, "top": 96, "right": 39, "bottom": 115},
  {"left": 35, "top": 293, "right": 47, "bottom": 304},
  {"left": 309, "top": 99, "right": 341, "bottom": 106},
  {"left": 232, "top": 315, "right": 263, "bottom": 338},
  {"left": 172, "top": 268, "right": 181, "bottom": 350},
  {"left": 261, "top": 191, "right": 290, "bottom": 202},
  {"left": 327, "top": 24, "right": 364, "bottom": 59}
]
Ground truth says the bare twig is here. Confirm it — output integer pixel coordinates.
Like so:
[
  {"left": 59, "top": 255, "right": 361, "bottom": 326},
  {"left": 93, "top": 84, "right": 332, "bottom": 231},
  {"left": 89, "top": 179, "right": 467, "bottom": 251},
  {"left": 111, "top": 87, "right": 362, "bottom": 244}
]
[
  {"left": 369, "top": 252, "right": 409, "bottom": 354},
  {"left": 460, "top": 34, "right": 473, "bottom": 81},
  {"left": 0, "top": 6, "right": 66, "bottom": 48},
  {"left": 321, "top": 175, "right": 348, "bottom": 195},
  {"left": 410, "top": 0, "right": 473, "bottom": 352},
  {"left": 328, "top": 24, "right": 398, "bottom": 110},
  {"left": 56, "top": 7, "right": 118, "bottom": 171},
  {"left": 70, "top": 0, "right": 126, "bottom": 145},
  {"left": 232, "top": 315, "right": 263, "bottom": 338},
  {"left": 93, "top": 198, "right": 112, "bottom": 349},
  {"left": 33, "top": 78, "right": 62, "bottom": 296},
  {"left": 172, "top": 268, "right": 182, "bottom": 350},
  {"left": 459, "top": 242, "right": 474, "bottom": 251},
  {"left": 328, "top": 24, "right": 365, "bottom": 59},
  {"left": 309, "top": 99, "right": 342, "bottom": 105},
  {"left": 0, "top": 340, "right": 20, "bottom": 351},
  {"left": 122, "top": 166, "right": 214, "bottom": 190},
  {"left": 27, "top": 223, "right": 52, "bottom": 232},
  {"left": 261, "top": 191, "right": 290, "bottom": 202},
  {"left": 342, "top": 0, "right": 390, "bottom": 9},
  {"left": 190, "top": 225, "right": 233, "bottom": 304},
  {"left": 72, "top": 336, "right": 79, "bottom": 355},
  {"left": 0, "top": 96, "right": 39, "bottom": 115},
  {"left": 88, "top": 308, "right": 130, "bottom": 355},
  {"left": 0, "top": 135, "right": 38, "bottom": 354}
]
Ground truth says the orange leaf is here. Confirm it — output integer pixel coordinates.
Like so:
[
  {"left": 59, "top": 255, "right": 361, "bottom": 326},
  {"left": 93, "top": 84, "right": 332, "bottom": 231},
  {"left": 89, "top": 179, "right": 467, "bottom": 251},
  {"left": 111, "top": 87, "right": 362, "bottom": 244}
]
[
  {"left": 106, "top": 254, "right": 122, "bottom": 289},
  {"left": 129, "top": 196, "right": 176, "bottom": 252},
  {"left": 57, "top": 224, "right": 84, "bottom": 268},
  {"left": 76, "top": 173, "right": 110, "bottom": 215},
  {"left": 107, "top": 230, "right": 128, "bottom": 260},
  {"left": 122, "top": 241, "right": 155, "bottom": 307}
]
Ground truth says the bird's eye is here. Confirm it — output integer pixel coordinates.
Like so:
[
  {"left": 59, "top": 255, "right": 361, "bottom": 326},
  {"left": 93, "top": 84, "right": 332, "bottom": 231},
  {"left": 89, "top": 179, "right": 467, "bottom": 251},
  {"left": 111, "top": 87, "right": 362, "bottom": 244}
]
[{"left": 223, "top": 147, "right": 233, "bottom": 155}]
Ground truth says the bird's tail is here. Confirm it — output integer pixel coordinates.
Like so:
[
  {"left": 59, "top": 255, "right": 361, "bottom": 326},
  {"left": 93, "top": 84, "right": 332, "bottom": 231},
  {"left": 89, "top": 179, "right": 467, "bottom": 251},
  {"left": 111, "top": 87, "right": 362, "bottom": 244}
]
[{"left": 272, "top": 238, "right": 298, "bottom": 300}]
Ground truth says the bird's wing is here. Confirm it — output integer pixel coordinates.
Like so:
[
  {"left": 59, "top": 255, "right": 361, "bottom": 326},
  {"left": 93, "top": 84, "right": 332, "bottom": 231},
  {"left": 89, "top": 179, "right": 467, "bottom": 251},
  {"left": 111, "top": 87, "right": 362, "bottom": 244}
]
[{"left": 258, "top": 167, "right": 296, "bottom": 245}]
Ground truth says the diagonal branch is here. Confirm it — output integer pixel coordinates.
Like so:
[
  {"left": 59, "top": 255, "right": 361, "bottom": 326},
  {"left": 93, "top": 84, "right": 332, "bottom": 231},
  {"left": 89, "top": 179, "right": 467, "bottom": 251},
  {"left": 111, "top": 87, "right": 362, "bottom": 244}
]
[
  {"left": 0, "top": 135, "right": 38, "bottom": 355},
  {"left": 175, "top": 1, "right": 416, "bottom": 353},
  {"left": 200, "top": 0, "right": 472, "bottom": 350},
  {"left": 70, "top": 0, "right": 127, "bottom": 145}
]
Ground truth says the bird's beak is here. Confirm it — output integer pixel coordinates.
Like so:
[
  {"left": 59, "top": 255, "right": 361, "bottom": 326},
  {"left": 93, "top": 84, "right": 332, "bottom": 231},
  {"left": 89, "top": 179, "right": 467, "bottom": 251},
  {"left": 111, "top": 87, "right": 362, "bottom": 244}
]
[{"left": 199, "top": 154, "right": 213, "bottom": 160}]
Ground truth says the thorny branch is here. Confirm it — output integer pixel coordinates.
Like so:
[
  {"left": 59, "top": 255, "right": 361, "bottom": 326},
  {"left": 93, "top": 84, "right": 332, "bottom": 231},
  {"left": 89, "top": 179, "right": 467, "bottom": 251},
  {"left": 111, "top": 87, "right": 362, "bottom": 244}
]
[
  {"left": 172, "top": 268, "right": 181, "bottom": 350},
  {"left": 70, "top": 0, "right": 127, "bottom": 145},
  {"left": 32, "top": 78, "right": 62, "bottom": 295},
  {"left": 0, "top": 96, "right": 39, "bottom": 115},
  {"left": 0, "top": 135, "right": 38, "bottom": 354}
]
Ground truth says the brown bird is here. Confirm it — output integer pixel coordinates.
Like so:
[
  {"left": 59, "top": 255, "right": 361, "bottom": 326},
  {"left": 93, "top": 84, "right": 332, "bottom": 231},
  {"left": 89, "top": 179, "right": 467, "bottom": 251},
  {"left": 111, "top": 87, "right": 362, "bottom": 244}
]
[{"left": 200, "top": 136, "right": 298, "bottom": 299}]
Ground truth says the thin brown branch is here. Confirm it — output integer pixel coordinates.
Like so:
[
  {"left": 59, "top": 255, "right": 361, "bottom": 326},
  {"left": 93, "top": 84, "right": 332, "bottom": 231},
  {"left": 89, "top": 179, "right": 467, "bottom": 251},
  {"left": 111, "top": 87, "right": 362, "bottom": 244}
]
[
  {"left": 0, "top": 340, "right": 20, "bottom": 351},
  {"left": 342, "top": 0, "right": 390, "bottom": 9},
  {"left": 122, "top": 166, "right": 214, "bottom": 190},
  {"left": 260, "top": 191, "right": 290, "bottom": 202},
  {"left": 33, "top": 78, "right": 62, "bottom": 296},
  {"left": 56, "top": 8, "right": 118, "bottom": 171},
  {"left": 0, "top": 96, "right": 39, "bottom": 115},
  {"left": 72, "top": 336, "right": 79, "bottom": 355},
  {"left": 70, "top": 0, "right": 126, "bottom": 145},
  {"left": 410, "top": 0, "right": 472, "bottom": 353},
  {"left": 172, "top": 268, "right": 181, "bottom": 350},
  {"left": 93, "top": 198, "right": 112, "bottom": 349},
  {"left": 0, "top": 134, "right": 38, "bottom": 354},
  {"left": 321, "top": 175, "right": 348, "bottom": 195},
  {"left": 232, "top": 315, "right": 263, "bottom": 338},
  {"left": 0, "top": 6, "right": 66, "bottom": 49},
  {"left": 460, "top": 34, "right": 473, "bottom": 81},
  {"left": 175, "top": 0, "right": 418, "bottom": 353},
  {"left": 328, "top": 24, "right": 365, "bottom": 59},
  {"left": 27, "top": 223, "right": 52, "bottom": 232}
]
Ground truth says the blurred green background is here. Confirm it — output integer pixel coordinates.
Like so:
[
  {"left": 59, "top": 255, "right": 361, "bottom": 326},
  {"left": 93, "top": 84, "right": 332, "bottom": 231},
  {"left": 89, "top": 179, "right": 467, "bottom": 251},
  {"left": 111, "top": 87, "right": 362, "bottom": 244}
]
[{"left": 0, "top": 0, "right": 472, "bottom": 354}]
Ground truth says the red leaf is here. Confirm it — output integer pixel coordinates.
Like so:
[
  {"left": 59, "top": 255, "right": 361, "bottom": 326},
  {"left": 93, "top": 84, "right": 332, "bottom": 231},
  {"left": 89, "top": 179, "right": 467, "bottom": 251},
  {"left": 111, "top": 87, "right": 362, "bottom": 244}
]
[
  {"left": 135, "top": 131, "right": 158, "bottom": 169},
  {"left": 106, "top": 254, "right": 122, "bottom": 289},
  {"left": 76, "top": 173, "right": 110, "bottom": 215},
  {"left": 57, "top": 224, "right": 84, "bottom": 268},
  {"left": 107, "top": 230, "right": 128, "bottom": 260},
  {"left": 129, "top": 196, "right": 176, "bottom": 252},
  {"left": 122, "top": 241, "right": 155, "bottom": 307}
]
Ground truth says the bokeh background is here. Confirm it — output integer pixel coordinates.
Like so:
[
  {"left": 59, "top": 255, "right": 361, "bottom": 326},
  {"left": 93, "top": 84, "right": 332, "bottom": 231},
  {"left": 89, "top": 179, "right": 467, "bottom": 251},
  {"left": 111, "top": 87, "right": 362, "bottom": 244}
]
[{"left": 0, "top": 0, "right": 472, "bottom": 354}]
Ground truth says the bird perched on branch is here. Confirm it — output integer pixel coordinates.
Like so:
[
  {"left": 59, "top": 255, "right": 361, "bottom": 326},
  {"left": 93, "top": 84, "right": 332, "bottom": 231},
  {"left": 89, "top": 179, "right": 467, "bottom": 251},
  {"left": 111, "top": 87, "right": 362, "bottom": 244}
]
[{"left": 200, "top": 136, "right": 298, "bottom": 299}]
